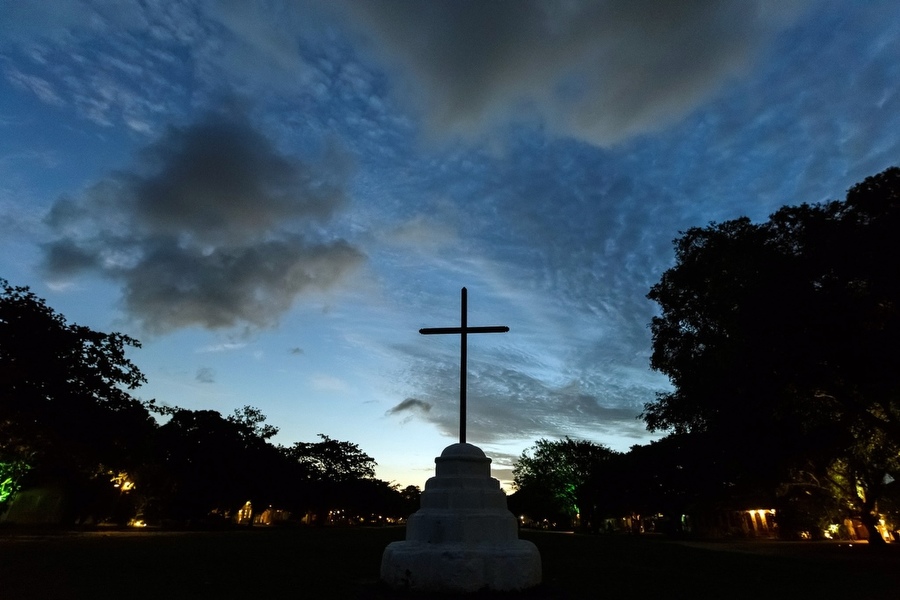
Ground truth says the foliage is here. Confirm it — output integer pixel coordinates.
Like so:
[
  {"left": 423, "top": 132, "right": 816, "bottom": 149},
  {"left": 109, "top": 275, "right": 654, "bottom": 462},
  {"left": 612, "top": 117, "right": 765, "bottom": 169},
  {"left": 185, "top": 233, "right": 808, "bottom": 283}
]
[
  {"left": 151, "top": 407, "right": 290, "bottom": 521},
  {"left": 0, "top": 459, "right": 30, "bottom": 507},
  {"left": 0, "top": 279, "right": 420, "bottom": 525},
  {"left": 398, "top": 484, "right": 422, "bottom": 515},
  {"left": 279, "top": 434, "right": 380, "bottom": 523},
  {"left": 513, "top": 437, "right": 618, "bottom": 527},
  {"left": 593, "top": 436, "right": 734, "bottom": 520},
  {"left": 0, "top": 279, "right": 154, "bottom": 477},
  {"left": 643, "top": 167, "right": 900, "bottom": 540},
  {"left": 284, "top": 434, "right": 377, "bottom": 482},
  {"left": 227, "top": 405, "right": 279, "bottom": 441}
]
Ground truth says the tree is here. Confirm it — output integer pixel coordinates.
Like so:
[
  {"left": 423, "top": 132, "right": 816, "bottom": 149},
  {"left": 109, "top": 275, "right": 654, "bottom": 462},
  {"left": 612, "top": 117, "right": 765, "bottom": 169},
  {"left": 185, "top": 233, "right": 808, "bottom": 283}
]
[
  {"left": 153, "top": 407, "right": 289, "bottom": 522},
  {"left": 0, "top": 459, "right": 29, "bottom": 510},
  {"left": 644, "top": 167, "right": 900, "bottom": 543},
  {"left": 0, "top": 279, "right": 154, "bottom": 480},
  {"left": 281, "top": 434, "right": 378, "bottom": 523},
  {"left": 512, "top": 437, "right": 618, "bottom": 528},
  {"left": 398, "top": 484, "right": 422, "bottom": 516},
  {"left": 228, "top": 405, "right": 279, "bottom": 442},
  {"left": 284, "top": 434, "right": 377, "bottom": 482}
]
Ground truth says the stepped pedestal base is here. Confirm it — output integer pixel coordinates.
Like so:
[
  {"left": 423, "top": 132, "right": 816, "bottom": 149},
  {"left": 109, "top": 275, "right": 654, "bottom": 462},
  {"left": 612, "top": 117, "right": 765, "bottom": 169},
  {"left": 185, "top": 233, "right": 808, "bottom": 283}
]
[
  {"left": 381, "top": 540, "right": 541, "bottom": 593},
  {"left": 380, "top": 443, "right": 542, "bottom": 593}
]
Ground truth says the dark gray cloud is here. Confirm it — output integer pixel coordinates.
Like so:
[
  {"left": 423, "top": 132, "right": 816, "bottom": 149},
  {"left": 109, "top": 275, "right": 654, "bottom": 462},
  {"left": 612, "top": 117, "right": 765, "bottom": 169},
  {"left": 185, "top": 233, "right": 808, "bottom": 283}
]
[
  {"left": 113, "top": 237, "right": 363, "bottom": 331},
  {"left": 43, "top": 115, "right": 364, "bottom": 333},
  {"left": 387, "top": 397, "right": 433, "bottom": 416},
  {"left": 342, "top": 0, "right": 813, "bottom": 145},
  {"left": 5, "top": 1, "right": 811, "bottom": 148},
  {"left": 130, "top": 118, "right": 348, "bottom": 243}
]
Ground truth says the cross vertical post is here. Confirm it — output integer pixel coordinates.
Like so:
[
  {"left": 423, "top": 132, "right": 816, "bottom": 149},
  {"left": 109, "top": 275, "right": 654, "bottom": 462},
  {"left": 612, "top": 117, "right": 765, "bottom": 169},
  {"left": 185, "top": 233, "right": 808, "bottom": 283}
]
[
  {"left": 420, "top": 287, "right": 508, "bottom": 444},
  {"left": 460, "top": 287, "right": 467, "bottom": 444}
]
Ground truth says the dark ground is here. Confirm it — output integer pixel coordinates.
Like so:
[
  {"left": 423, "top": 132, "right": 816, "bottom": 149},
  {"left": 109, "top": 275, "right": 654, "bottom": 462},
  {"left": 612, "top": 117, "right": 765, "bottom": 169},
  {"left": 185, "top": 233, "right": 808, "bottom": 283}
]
[{"left": 1, "top": 526, "right": 898, "bottom": 599}]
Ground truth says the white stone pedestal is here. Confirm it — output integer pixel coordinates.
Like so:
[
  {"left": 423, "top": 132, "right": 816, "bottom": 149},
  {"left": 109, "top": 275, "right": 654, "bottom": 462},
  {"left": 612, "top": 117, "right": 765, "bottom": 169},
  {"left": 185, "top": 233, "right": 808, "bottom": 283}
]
[{"left": 380, "top": 443, "right": 542, "bottom": 593}]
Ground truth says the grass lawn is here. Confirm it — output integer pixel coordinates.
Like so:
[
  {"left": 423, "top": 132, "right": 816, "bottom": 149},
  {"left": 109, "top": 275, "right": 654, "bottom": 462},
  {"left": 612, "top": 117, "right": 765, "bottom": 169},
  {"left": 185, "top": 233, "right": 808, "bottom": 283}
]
[{"left": 1, "top": 526, "right": 898, "bottom": 599}]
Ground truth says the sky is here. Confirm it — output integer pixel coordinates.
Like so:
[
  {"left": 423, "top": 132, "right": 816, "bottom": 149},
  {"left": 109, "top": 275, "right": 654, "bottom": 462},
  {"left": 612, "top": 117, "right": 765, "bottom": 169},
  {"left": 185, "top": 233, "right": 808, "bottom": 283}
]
[{"left": 1, "top": 0, "right": 898, "bottom": 491}]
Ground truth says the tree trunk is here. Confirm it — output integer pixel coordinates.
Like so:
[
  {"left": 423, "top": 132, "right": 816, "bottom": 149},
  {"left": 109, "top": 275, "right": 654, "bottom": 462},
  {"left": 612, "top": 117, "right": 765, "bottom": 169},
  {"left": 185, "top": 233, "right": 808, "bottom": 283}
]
[{"left": 859, "top": 510, "right": 886, "bottom": 548}]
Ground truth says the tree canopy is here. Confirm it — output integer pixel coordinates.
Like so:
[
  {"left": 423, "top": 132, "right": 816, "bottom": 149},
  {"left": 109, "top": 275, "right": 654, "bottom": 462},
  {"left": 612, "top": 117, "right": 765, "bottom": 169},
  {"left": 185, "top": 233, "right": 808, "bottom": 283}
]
[
  {"left": 0, "top": 279, "right": 153, "bottom": 477},
  {"left": 0, "top": 279, "right": 416, "bottom": 526},
  {"left": 643, "top": 166, "right": 900, "bottom": 541},
  {"left": 228, "top": 405, "right": 280, "bottom": 441},
  {"left": 284, "top": 434, "right": 377, "bottom": 482},
  {"left": 512, "top": 437, "right": 618, "bottom": 527},
  {"left": 151, "top": 408, "right": 288, "bottom": 521}
]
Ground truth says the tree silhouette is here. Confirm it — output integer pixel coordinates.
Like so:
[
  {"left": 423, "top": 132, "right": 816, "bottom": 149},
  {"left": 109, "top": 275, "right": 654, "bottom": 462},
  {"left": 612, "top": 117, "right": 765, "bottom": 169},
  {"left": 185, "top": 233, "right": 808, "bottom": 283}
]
[
  {"left": 284, "top": 434, "right": 377, "bottom": 482},
  {"left": 228, "top": 405, "right": 279, "bottom": 441},
  {"left": 0, "top": 279, "right": 492, "bottom": 526},
  {"left": 644, "top": 167, "right": 900, "bottom": 543},
  {"left": 513, "top": 437, "right": 618, "bottom": 528},
  {"left": 281, "top": 434, "right": 379, "bottom": 523},
  {"left": 0, "top": 279, "right": 153, "bottom": 482},
  {"left": 151, "top": 407, "right": 289, "bottom": 522}
]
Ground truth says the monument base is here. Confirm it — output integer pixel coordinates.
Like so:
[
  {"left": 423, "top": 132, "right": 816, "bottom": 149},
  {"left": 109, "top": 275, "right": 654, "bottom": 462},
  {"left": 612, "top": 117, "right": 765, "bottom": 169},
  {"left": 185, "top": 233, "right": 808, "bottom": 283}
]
[
  {"left": 380, "top": 443, "right": 542, "bottom": 593},
  {"left": 381, "top": 540, "right": 541, "bottom": 593}
]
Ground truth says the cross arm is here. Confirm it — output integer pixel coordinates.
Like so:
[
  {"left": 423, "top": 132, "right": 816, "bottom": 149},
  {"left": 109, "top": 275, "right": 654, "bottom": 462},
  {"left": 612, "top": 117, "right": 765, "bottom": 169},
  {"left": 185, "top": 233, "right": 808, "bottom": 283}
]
[{"left": 419, "top": 326, "right": 509, "bottom": 335}]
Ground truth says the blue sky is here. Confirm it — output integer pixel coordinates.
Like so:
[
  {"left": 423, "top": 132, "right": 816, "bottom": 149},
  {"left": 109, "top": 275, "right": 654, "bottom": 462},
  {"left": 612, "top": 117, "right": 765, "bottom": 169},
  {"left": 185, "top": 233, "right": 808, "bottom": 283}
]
[{"left": 1, "top": 1, "right": 898, "bottom": 490}]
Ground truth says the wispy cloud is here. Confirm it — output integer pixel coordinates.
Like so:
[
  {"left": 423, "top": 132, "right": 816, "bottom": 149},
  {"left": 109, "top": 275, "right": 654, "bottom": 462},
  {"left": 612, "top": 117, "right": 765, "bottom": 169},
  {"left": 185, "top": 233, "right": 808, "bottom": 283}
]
[
  {"left": 381, "top": 215, "right": 457, "bottom": 251},
  {"left": 311, "top": 374, "right": 351, "bottom": 393},
  {"left": 3, "top": 65, "right": 64, "bottom": 106},
  {"left": 389, "top": 340, "right": 663, "bottom": 449},
  {"left": 197, "top": 342, "right": 247, "bottom": 354},
  {"left": 2, "top": 0, "right": 897, "bottom": 487}
]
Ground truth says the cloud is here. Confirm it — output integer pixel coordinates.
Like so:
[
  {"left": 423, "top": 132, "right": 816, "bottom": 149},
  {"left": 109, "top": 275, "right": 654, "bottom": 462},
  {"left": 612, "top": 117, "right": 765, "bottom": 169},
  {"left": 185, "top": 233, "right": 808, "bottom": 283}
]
[
  {"left": 129, "top": 117, "right": 348, "bottom": 244},
  {"left": 311, "top": 374, "right": 351, "bottom": 393},
  {"left": 197, "top": 342, "right": 247, "bottom": 353},
  {"left": 2, "top": 1, "right": 811, "bottom": 148},
  {"left": 0, "top": 2, "right": 101, "bottom": 43},
  {"left": 0, "top": 1, "right": 194, "bottom": 133},
  {"left": 209, "top": 0, "right": 323, "bottom": 87},
  {"left": 386, "top": 397, "right": 433, "bottom": 416},
  {"left": 3, "top": 65, "right": 65, "bottom": 106},
  {"left": 43, "top": 114, "right": 365, "bottom": 333},
  {"left": 341, "top": 0, "right": 811, "bottom": 146},
  {"left": 381, "top": 215, "right": 457, "bottom": 250},
  {"left": 196, "top": 367, "right": 215, "bottom": 384},
  {"left": 396, "top": 342, "right": 662, "bottom": 449}
]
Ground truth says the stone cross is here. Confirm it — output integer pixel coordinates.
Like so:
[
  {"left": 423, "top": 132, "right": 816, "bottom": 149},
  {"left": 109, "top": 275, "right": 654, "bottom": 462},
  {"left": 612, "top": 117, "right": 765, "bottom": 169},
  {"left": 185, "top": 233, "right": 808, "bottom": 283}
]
[{"left": 420, "top": 287, "right": 508, "bottom": 444}]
